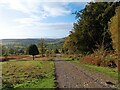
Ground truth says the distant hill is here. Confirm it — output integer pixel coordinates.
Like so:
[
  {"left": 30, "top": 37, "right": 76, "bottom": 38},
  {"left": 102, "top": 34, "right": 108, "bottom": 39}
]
[
  {"left": 0, "top": 38, "right": 65, "bottom": 51},
  {"left": 0, "top": 38, "right": 65, "bottom": 45},
  {"left": 0, "top": 38, "right": 65, "bottom": 56}
]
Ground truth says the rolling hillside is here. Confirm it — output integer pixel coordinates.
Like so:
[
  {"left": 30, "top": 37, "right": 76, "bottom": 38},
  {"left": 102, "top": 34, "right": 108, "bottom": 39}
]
[
  {"left": 1, "top": 38, "right": 65, "bottom": 45},
  {"left": 0, "top": 38, "right": 65, "bottom": 54}
]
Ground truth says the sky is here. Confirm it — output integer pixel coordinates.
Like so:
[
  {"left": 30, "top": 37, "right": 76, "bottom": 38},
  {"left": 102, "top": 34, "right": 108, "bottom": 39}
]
[{"left": 0, "top": 0, "right": 90, "bottom": 39}]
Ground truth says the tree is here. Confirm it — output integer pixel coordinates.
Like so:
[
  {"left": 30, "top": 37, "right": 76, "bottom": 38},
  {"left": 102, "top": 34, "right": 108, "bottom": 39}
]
[
  {"left": 109, "top": 6, "right": 120, "bottom": 52},
  {"left": 38, "top": 39, "right": 46, "bottom": 57},
  {"left": 54, "top": 49, "right": 59, "bottom": 54},
  {"left": 28, "top": 44, "right": 39, "bottom": 60},
  {"left": 9, "top": 48, "right": 14, "bottom": 55},
  {"left": 63, "top": 36, "right": 78, "bottom": 54},
  {"left": 1, "top": 45, "right": 6, "bottom": 56},
  {"left": 1, "top": 45, "right": 9, "bottom": 56},
  {"left": 64, "top": 2, "right": 120, "bottom": 54},
  {"left": 18, "top": 48, "right": 25, "bottom": 55}
]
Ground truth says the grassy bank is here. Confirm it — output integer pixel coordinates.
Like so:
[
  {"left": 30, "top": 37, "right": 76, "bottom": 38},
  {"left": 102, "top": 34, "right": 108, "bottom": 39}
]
[
  {"left": 83, "top": 63, "right": 119, "bottom": 79},
  {"left": 63, "top": 57, "right": 119, "bottom": 79},
  {"left": 2, "top": 59, "right": 55, "bottom": 89}
]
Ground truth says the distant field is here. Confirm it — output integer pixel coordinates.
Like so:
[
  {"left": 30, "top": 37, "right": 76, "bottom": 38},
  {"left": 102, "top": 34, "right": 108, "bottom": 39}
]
[{"left": 2, "top": 59, "right": 55, "bottom": 89}]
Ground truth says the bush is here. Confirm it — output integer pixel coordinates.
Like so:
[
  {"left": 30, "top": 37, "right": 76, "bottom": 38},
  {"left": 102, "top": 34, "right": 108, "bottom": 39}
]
[
  {"left": 72, "top": 58, "right": 74, "bottom": 60},
  {"left": 104, "top": 54, "right": 117, "bottom": 68},
  {"left": 2, "top": 82, "right": 14, "bottom": 89}
]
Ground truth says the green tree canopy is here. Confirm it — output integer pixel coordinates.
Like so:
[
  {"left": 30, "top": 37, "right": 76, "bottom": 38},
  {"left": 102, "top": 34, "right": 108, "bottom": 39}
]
[{"left": 64, "top": 2, "right": 120, "bottom": 54}]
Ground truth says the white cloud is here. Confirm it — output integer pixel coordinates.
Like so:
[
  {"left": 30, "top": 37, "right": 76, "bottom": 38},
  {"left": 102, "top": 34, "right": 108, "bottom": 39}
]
[
  {"left": 0, "top": 22, "right": 73, "bottom": 39},
  {"left": 0, "top": 0, "right": 82, "bottom": 39},
  {"left": 35, "top": 23, "right": 73, "bottom": 30},
  {"left": 13, "top": 22, "right": 73, "bottom": 31},
  {"left": 14, "top": 17, "right": 38, "bottom": 26},
  {"left": 0, "top": 0, "right": 39, "bottom": 14},
  {"left": 0, "top": 0, "right": 72, "bottom": 28},
  {"left": 0, "top": 0, "right": 71, "bottom": 16},
  {"left": 42, "top": 3, "right": 71, "bottom": 17}
]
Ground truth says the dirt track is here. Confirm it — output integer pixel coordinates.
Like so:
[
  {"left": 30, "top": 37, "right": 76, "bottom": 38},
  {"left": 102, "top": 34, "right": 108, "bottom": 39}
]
[{"left": 54, "top": 57, "right": 117, "bottom": 89}]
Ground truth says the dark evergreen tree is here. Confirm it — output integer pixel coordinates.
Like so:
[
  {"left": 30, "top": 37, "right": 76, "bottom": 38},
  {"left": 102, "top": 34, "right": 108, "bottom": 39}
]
[{"left": 28, "top": 44, "right": 39, "bottom": 60}]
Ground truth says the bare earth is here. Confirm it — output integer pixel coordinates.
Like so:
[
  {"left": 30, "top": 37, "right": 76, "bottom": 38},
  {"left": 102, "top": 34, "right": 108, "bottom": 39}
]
[{"left": 54, "top": 57, "right": 117, "bottom": 89}]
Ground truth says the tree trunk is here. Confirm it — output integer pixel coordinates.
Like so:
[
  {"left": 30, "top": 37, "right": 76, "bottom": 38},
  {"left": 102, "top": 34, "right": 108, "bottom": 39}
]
[
  {"left": 41, "top": 48, "right": 44, "bottom": 57},
  {"left": 42, "top": 53, "right": 43, "bottom": 57},
  {"left": 33, "top": 55, "right": 34, "bottom": 60}
]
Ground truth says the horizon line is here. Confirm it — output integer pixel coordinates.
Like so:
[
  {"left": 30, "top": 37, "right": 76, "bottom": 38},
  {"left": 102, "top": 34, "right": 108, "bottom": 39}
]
[{"left": 0, "top": 37, "right": 66, "bottom": 40}]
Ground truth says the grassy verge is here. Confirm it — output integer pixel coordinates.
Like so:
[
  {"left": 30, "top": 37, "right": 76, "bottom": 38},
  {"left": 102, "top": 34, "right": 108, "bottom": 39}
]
[
  {"left": 2, "top": 59, "right": 55, "bottom": 89},
  {"left": 83, "top": 63, "right": 119, "bottom": 79},
  {"left": 63, "top": 57, "right": 119, "bottom": 79},
  {"left": 63, "top": 57, "right": 79, "bottom": 61}
]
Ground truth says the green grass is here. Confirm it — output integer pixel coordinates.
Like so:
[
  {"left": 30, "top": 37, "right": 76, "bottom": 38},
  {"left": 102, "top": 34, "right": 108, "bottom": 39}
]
[
  {"left": 63, "top": 57, "right": 79, "bottom": 61},
  {"left": 84, "top": 64, "right": 119, "bottom": 79},
  {"left": 0, "top": 62, "right": 6, "bottom": 65},
  {"left": 2, "top": 59, "right": 55, "bottom": 89},
  {"left": 64, "top": 58, "right": 119, "bottom": 79}
]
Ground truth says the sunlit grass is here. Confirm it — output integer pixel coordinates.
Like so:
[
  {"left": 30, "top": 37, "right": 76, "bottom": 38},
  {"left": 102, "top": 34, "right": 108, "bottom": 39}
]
[
  {"left": 84, "top": 64, "right": 119, "bottom": 79},
  {"left": 2, "top": 59, "right": 55, "bottom": 89}
]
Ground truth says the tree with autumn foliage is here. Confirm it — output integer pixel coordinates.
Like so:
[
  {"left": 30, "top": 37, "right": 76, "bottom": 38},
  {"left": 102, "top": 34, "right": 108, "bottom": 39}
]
[{"left": 63, "top": 2, "right": 120, "bottom": 54}]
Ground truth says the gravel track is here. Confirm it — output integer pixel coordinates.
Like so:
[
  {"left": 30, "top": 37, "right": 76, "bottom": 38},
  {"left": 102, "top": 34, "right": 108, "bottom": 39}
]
[{"left": 54, "top": 57, "right": 117, "bottom": 89}]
